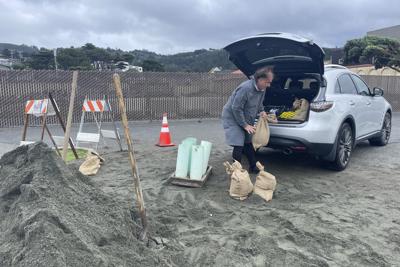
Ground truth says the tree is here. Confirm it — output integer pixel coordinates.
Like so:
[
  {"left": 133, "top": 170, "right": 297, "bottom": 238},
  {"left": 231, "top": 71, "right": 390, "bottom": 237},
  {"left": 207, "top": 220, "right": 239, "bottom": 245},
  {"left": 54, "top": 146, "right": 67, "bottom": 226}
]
[
  {"left": 142, "top": 60, "right": 165, "bottom": 72},
  {"left": 12, "top": 63, "right": 26, "bottom": 70},
  {"left": 343, "top": 36, "right": 400, "bottom": 72},
  {"left": 2, "top": 48, "right": 11, "bottom": 58},
  {"left": 57, "top": 48, "right": 92, "bottom": 70},
  {"left": 82, "top": 43, "right": 111, "bottom": 62},
  {"left": 121, "top": 53, "right": 134, "bottom": 63},
  {"left": 27, "top": 49, "right": 54, "bottom": 69}
]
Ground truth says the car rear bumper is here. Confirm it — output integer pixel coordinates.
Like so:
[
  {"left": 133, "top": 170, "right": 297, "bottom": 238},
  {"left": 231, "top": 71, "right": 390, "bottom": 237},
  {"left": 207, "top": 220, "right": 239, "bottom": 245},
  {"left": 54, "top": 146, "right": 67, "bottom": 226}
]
[{"left": 267, "top": 135, "right": 335, "bottom": 156}]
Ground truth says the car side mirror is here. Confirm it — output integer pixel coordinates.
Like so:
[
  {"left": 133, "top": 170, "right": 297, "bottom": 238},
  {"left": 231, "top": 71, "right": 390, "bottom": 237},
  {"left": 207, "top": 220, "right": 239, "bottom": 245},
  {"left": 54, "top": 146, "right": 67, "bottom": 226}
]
[{"left": 373, "top": 87, "right": 384, "bottom": 97}]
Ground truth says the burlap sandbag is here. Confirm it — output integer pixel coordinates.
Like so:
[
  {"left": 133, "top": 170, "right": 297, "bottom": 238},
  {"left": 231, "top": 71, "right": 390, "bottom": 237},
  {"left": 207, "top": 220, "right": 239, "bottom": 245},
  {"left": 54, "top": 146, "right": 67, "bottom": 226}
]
[
  {"left": 79, "top": 150, "right": 105, "bottom": 176},
  {"left": 253, "top": 161, "right": 276, "bottom": 202},
  {"left": 292, "top": 98, "right": 309, "bottom": 121},
  {"left": 252, "top": 117, "right": 270, "bottom": 150},
  {"left": 266, "top": 113, "right": 278, "bottom": 124},
  {"left": 224, "top": 161, "right": 253, "bottom": 201},
  {"left": 253, "top": 187, "right": 274, "bottom": 202}
]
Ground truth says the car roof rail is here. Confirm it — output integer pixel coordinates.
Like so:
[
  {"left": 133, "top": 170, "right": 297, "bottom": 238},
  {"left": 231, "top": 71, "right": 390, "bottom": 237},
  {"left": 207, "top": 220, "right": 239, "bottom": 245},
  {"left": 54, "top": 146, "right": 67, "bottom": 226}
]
[{"left": 324, "top": 64, "right": 348, "bottom": 70}]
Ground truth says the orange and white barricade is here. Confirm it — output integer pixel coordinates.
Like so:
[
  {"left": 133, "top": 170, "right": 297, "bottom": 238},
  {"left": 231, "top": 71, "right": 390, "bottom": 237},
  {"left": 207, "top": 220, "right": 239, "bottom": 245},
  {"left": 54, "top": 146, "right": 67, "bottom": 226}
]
[
  {"left": 21, "top": 98, "right": 56, "bottom": 146},
  {"left": 24, "top": 99, "right": 55, "bottom": 116},
  {"left": 20, "top": 94, "right": 79, "bottom": 160},
  {"left": 77, "top": 96, "right": 122, "bottom": 151}
]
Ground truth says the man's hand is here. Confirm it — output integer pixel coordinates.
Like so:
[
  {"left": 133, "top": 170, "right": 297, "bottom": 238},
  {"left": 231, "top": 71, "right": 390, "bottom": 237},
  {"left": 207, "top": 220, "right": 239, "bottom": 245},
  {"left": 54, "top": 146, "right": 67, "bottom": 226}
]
[
  {"left": 260, "top": 111, "right": 268, "bottom": 119},
  {"left": 244, "top": 124, "right": 256, "bottom": 134}
]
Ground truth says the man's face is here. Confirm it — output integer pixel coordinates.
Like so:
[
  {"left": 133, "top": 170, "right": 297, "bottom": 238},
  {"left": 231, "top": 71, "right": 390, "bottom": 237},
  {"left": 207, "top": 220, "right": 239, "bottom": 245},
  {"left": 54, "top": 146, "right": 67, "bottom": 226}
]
[{"left": 256, "top": 72, "right": 274, "bottom": 91}]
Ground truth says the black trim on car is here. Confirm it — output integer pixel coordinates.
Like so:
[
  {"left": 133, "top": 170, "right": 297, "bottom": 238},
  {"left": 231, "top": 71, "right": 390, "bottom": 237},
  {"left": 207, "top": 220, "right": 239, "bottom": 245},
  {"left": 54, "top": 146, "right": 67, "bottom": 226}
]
[
  {"left": 267, "top": 135, "right": 334, "bottom": 156},
  {"left": 356, "top": 130, "right": 381, "bottom": 143}
]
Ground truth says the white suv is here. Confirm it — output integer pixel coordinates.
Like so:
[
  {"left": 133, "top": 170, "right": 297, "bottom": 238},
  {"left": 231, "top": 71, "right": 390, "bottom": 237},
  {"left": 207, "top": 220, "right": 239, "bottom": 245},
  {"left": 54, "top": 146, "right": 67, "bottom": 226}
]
[{"left": 224, "top": 33, "right": 392, "bottom": 170}]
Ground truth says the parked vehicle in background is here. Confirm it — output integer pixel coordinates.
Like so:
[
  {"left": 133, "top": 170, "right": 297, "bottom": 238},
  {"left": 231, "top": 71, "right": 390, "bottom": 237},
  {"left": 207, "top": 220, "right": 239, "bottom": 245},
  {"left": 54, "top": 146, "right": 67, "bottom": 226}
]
[{"left": 224, "top": 33, "right": 392, "bottom": 170}]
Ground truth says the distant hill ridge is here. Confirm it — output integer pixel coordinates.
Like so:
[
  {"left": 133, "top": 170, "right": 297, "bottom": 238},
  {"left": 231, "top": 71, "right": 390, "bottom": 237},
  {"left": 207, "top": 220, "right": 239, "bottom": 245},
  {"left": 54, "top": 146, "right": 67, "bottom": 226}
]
[{"left": 0, "top": 42, "right": 343, "bottom": 72}]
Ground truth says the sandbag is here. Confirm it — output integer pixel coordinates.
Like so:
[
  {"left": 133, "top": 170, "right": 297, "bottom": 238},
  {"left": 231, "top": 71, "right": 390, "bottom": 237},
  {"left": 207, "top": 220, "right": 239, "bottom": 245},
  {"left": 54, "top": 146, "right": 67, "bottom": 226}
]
[
  {"left": 79, "top": 150, "right": 105, "bottom": 176},
  {"left": 291, "top": 98, "right": 309, "bottom": 121},
  {"left": 224, "top": 161, "right": 253, "bottom": 201},
  {"left": 253, "top": 161, "right": 276, "bottom": 202},
  {"left": 252, "top": 117, "right": 270, "bottom": 150},
  {"left": 253, "top": 187, "right": 274, "bottom": 202},
  {"left": 266, "top": 113, "right": 278, "bottom": 124}
]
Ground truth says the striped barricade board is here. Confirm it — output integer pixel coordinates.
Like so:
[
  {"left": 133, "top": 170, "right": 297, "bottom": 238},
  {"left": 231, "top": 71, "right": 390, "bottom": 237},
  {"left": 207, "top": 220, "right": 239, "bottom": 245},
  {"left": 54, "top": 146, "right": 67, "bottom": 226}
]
[
  {"left": 82, "top": 100, "right": 110, "bottom": 112},
  {"left": 25, "top": 99, "right": 56, "bottom": 116}
]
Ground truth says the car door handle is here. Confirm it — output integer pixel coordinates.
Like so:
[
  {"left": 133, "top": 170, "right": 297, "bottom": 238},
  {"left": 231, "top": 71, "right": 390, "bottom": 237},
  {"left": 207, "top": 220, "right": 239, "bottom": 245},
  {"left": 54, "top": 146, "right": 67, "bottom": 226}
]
[
  {"left": 349, "top": 101, "right": 355, "bottom": 106},
  {"left": 366, "top": 102, "right": 371, "bottom": 106}
]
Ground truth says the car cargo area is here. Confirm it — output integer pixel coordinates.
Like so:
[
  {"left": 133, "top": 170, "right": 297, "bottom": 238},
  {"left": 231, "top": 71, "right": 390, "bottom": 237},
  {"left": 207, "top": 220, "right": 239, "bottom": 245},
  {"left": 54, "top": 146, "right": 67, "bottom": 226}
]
[{"left": 264, "top": 74, "right": 321, "bottom": 123}]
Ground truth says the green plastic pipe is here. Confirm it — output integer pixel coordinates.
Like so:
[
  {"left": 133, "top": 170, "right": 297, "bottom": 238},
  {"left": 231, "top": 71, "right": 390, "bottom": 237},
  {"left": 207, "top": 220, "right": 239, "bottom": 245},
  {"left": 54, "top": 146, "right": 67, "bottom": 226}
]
[
  {"left": 175, "top": 143, "right": 191, "bottom": 178},
  {"left": 189, "top": 145, "right": 204, "bottom": 180},
  {"left": 200, "top": 140, "right": 212, "bottom": 175}
]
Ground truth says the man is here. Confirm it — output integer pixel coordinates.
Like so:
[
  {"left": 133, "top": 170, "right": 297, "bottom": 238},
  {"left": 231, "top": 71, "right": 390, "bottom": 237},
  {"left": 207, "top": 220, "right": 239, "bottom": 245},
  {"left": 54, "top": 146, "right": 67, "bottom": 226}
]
[{"left": 222, "top": 67, "right": 274, "bottom": 173}]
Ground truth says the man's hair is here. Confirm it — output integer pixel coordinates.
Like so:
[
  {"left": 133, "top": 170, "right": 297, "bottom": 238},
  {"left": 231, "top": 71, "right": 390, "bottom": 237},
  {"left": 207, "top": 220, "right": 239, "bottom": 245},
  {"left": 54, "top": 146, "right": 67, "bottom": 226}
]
[{"left": 254, "top": 66, "right": 274, "bottom": 81}]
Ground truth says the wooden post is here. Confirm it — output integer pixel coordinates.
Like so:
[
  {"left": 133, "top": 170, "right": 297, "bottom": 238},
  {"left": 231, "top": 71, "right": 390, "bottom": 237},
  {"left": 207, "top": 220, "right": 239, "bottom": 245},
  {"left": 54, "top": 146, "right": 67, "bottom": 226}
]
[
  {"left": 21, "top": 114, "right": 29, "bottom": 141},
  {"left": 112, "top": 73, "right": 148, "bottom": 239},
  {"left": 48, "top": 92, "right": 79, "bottom": 159},
  {"left": 106, "top": 95, "right": 123, "bottom": 151},
  {"left": 62, "top": 71, "right": 78, "bottom": 162},
  {"left": 45, "top": 125, "right": 62, "bottom": 157},
  {"left": 40, "top": 113, "right": 48, "bottom": 141}
]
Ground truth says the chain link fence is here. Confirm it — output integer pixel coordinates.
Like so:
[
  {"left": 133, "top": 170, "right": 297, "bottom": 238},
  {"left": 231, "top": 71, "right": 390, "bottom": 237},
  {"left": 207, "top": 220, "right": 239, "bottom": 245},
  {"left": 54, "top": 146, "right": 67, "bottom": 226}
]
[
  {"left": 0, "top": 70, "right": 399, "bottom": 128},
  {"left": 0, "top": 70, "right": 245, "bottom": 127}
]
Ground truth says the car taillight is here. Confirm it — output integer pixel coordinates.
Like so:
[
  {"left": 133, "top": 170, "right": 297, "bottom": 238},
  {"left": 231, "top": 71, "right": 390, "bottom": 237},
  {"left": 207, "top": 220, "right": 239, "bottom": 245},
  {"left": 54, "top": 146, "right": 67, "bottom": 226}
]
[{"left": 310, "top": 101, "right": 334, "bottom": 112}]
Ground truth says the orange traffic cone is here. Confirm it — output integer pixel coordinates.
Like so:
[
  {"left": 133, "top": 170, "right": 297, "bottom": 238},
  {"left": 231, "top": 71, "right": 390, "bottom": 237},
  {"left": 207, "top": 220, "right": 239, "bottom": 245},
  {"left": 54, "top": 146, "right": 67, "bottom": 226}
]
[{"left": 156, "top": 113, "right": 175, "bottom": 147}]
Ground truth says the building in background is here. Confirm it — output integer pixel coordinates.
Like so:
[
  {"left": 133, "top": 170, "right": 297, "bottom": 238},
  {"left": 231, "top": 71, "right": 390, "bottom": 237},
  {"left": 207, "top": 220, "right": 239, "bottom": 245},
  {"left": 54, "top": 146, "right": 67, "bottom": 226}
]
[{"left": 0, "top": 58, "right": 12, "bottom": 70}]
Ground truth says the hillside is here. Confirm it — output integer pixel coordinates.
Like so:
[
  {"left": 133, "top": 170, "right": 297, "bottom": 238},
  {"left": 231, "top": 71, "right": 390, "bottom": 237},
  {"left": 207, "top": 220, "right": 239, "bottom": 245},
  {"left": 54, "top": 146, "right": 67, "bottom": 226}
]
[
  {"left": 0, "top": 42, "right": 343, "bottom": 72},
  {"left": 0, "top": 43, "right": 39, "bottom": 55}
]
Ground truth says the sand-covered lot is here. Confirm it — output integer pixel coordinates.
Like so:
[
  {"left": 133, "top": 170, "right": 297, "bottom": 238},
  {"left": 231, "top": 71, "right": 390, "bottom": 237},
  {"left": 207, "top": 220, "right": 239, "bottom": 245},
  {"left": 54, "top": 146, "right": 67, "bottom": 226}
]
[{"left": 1, "top": 114, "right": 400, "bottom": 266}]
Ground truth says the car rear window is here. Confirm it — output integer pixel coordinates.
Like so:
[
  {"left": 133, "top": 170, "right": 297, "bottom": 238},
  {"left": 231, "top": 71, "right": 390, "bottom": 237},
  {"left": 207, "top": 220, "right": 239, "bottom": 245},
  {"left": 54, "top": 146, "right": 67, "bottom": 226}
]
[{"left": 284, "top": 78, "right": 319, "bottom": 89}]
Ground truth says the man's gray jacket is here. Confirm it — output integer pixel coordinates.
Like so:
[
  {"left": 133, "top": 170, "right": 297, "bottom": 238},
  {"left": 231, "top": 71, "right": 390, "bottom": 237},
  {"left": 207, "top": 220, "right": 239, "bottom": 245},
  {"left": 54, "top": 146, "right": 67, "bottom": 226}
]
[{"left": 221, "top": 78, "right": 265, "bottom": 146}]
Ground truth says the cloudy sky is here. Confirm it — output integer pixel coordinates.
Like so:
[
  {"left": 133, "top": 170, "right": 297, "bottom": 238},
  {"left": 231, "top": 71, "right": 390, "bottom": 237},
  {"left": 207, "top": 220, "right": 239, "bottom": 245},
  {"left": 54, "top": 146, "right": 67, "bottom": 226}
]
[{"left": 0, "top": 0, "right": 399, "bottom": 54}]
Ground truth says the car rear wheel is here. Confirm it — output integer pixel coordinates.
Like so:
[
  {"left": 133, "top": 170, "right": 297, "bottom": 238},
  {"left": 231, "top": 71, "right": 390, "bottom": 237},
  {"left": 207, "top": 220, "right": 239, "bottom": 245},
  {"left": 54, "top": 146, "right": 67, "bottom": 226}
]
[
  {"left": 369, "top": 112, "right": 391, "bottom": 146},
  {"left": 329, "top": 123, "right": 353, "bottom": 171}
]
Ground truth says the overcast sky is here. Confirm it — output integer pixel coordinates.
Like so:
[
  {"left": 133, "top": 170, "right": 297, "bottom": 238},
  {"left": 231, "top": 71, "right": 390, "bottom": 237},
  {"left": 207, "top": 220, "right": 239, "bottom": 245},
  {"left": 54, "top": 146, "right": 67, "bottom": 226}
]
[{"left": 0, "top": 0, "right": 399, "bottom": 54}]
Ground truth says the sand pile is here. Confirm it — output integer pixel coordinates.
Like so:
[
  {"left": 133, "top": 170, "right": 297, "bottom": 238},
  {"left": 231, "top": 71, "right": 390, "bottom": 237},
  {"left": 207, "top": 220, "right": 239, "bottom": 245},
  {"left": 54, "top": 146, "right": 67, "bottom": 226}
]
[{"left": 0, "top": 143, "right": 163, "bottom": 266}]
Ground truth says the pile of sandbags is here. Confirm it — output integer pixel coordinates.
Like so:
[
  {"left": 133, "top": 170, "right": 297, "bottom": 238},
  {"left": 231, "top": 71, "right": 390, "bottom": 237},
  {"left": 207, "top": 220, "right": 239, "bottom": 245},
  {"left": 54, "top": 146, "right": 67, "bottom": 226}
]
[{"left": 224, "top": 161, "right": 277, "bottom": 202}]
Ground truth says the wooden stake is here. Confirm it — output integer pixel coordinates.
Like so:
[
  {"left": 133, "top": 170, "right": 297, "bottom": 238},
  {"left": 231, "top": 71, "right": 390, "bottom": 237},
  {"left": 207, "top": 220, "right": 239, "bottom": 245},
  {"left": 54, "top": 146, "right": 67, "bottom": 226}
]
[
  {"left": 112, "top": 73, "right": 148, "bottom": 239},
  {"left": 40, "top": 113, "right": 47, "bottom": 141},
  {"left": 62, "top": 71, "right": 78, "bottom": 162},
  {"left": 22, "top": 114, "right": 29, "bottom": 141},
  {"left": 106, "top": 95, "right": 123, "bottom": 151},
  {"left": 45, "top": 125, "right": 62, "bottom": 157},
  {"left": 48, "top": 92, "right": 79, "bottom": 159}
]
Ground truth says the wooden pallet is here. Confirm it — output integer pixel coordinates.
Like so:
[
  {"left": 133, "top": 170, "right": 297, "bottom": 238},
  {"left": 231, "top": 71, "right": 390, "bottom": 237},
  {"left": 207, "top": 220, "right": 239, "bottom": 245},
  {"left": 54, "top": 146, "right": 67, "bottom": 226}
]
[{"left": 169, "top": 166, "right": 213, "bottom": 188}]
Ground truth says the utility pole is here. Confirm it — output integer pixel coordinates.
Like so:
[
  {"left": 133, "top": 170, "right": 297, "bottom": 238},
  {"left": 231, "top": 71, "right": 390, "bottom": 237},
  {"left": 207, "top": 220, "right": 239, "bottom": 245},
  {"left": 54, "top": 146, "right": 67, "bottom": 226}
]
[
  {"left": 54, "top": 48, "right": 58, "bottom": 71},
  {"left": 10, "top": 50, "right": 14, "bottom": 69}
]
